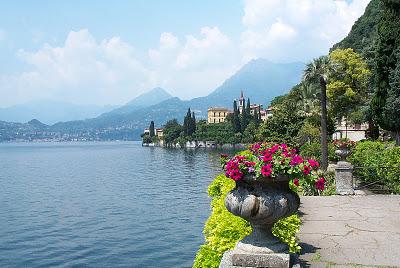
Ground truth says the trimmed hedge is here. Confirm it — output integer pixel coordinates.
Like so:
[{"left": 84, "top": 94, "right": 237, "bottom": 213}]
[
  {"left": 349, "top": 141, "right": 400, "bottom": 193},
  {"left": 193, "top": 174, "right": 301, "bottom": 268}
]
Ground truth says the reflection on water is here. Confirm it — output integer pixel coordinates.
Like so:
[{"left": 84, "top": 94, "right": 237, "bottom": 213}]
[{"left": 0, "top": 142, "right": 231, "bottom": 268}]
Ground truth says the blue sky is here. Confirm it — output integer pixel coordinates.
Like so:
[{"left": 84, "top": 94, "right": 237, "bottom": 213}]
[{"left": 0, "top": 0, "right": 370, "bottom": 107}]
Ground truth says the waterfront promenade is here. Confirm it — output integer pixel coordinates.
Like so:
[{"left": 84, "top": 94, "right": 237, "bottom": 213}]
[{"left": 298, "top": 195, "right": 400, "bottom": 267}]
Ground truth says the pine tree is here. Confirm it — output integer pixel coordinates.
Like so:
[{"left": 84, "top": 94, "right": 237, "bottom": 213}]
[{"left": 149, "top": 121, "right": 155, "bottom": 137}]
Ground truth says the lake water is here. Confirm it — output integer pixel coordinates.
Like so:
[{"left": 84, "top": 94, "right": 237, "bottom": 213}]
[{"left": 0, "top": 142, "right": 225, "bottom": 267}]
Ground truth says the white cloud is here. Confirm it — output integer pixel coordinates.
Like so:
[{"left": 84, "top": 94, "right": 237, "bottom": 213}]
[
  {"left": 148, "top": 27, "right": 242, "bottom": 99},
  {"left": 0, "top": 29, "right": 149, "bottom": 106},
  {"left": 241, "top": 0, "right": 370, "bottom": 62}
]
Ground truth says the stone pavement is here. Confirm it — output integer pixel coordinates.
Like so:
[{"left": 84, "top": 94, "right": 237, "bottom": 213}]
[{"left": 298, "top": 195, "right": 400, "bottom": 267}]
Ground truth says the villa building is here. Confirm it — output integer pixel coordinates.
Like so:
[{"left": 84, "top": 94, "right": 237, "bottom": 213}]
[
  {"left": 143, "top": 128, "right": 163, "bottom": 138},
  {"left": 156, "top": 128, "right": 163, "bottom": 139},
  {"left": 333, "top": 120, "right": 368, "bottom": 141},
  {"left": 207, "top": 91, "right": 274, "bottom": 124},
  {"left": 207, "top": 107, "right": 232, "bottom": 124}
]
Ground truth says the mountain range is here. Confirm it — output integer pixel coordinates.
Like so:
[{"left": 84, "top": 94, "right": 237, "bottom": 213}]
[
  {"left": 51, "top": 59, "right": 304, "bottom": 138},
  {"left": 0, "top": 101, "right": 117, "bottom": 125},
  {"left": 0, "top": 58, "right": 304, "bottom": 141}
]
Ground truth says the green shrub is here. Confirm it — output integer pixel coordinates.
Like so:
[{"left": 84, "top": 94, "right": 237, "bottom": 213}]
[
  {"left": 193, "top": 174, "right": 301, "bottom": 268},
  {"left": 300, "top": 142, "right": 339, "bottom": 163},
  {"left": 349, "top": 141, "right": 400, "bottom": 193}
]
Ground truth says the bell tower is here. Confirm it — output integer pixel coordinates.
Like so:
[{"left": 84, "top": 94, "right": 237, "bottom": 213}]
[{"left": 239, "top": 90, "right": 245, "bottom": 113}]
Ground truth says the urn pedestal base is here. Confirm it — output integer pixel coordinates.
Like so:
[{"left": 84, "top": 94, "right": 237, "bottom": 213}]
[
  {"left": 219, "top": 224, "right": 291, "bottom": 268},
  {"left": 220, "top": 250, "right": 290, "bottom": 268},
  {"left": 335, "top": 161, "right": 354, "bottom": 195}
]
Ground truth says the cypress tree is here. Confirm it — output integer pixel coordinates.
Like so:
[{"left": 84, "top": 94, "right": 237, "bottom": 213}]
[
  {"left": 246, "top": 98, "right": 251, "bottom": 117},
  {"left": 371, "top": 1, "right": 400, "bottom": 145},
  {"left": 233, "top": 100, "right": 241, "bottom": 133},
  {"left": 183, "top": 108, "right": 192, "bottom": 136},
  {"left": 149, "top": 121, "right": 155, "bottom": 137},
  {"left": 240, "top": 98, "right": 247, "bottom": 133},
  {"left": 253, "top": 110, "right": 259, "bottom": 126},
  {"left": 191, "top": 112, "right": 196, "bottom": 135}
]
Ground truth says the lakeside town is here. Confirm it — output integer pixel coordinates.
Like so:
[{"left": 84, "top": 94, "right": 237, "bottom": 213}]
[
  {"left": 2, "top": 1, "right": 400, "bottom": 268},
  {"left": 142, "top": 90, "right": 369, "bottom": 148}
]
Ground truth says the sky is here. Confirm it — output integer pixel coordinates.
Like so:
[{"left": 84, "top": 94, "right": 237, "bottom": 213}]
[{"left": 0, "top": 0, "right": 371, "bottom": 107}]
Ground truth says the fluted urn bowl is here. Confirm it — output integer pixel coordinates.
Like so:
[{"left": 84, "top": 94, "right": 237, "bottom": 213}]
[
  {"left": 225, "top": 174, "right": 300, "bottom": 254},
  {"left": 335, "top": 148, "right": 351, "bottom": 161}
]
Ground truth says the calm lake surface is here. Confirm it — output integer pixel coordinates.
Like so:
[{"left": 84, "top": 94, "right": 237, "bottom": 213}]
[{"left": 0, "top": 142, "right": 225, "bottom": 267}]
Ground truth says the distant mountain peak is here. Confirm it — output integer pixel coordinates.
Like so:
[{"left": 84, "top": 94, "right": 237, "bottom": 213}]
[
  {"left": 100, "top": 87, "right": 174, "bottom": 117},
  {"left": 27, "top": 119, "right": 47, "bottom": 128},
  {"left": 127, "top": 87, "right": 172, "bottom": 105}
]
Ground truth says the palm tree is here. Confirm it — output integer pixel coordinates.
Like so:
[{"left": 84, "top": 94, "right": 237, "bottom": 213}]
[
  {"left": 303, "top": 56, "right": 331, "bottom": 170},
  {"left": 296, "top": 83, "right": 320, "bottom": 116}
]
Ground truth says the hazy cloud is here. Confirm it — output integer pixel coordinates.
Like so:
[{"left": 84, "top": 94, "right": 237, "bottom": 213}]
[{"left": 0, "top": 1, "right": 370, "bottom": 107}]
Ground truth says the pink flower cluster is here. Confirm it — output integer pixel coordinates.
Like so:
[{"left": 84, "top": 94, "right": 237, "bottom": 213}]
[
  {"left": 315, "top": 178, "right": 325, "bottom": 191},
  {"left": 221, "top": 142, "right": 326, "bottom": 193},
  {"left": 224, "top": 155, "right": 254, "bottom": 181}
]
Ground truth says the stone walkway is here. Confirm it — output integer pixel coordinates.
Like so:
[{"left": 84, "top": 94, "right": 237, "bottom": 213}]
[{"left": 298, "top": 195, "right": 400, "bottom": 267}]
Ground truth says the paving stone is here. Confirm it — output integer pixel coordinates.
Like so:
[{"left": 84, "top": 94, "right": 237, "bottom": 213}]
[{"left": 298, "top": 195, "right": 400, "bottom": 267}]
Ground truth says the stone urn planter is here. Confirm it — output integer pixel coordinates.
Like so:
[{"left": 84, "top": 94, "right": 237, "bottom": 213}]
[
  {"left": 222, "top": 174, "right": 300, "bottom": 267},
  {"left": 335, "top": 148, "right": 351, "bottom": 161}
]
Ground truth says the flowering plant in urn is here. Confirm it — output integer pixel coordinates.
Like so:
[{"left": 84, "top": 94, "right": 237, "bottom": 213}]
[
  {"left": 220, "top": 142, "right": 325, "bottom": 193},
  {"left": 333, "top": 139, "right": 356, "bottom": 161},
  {"left": 220, "top": 143, "right": 324, "bottom": 255}
]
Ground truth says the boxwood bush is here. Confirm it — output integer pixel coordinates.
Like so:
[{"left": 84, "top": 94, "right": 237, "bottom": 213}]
[{"left": 192, "top": 174, "right": 301, "bottom": 268}]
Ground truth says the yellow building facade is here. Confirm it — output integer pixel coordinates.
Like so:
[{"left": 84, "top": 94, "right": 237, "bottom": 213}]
[{"left": 207, "top": 107, "right": 231, "bottom": 124}]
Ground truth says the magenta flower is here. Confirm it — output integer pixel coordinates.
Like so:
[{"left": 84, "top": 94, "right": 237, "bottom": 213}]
[
  {"left": 262, "top": 153, "right": 273, "bottom": 162},
  {"left": 230, "top": 169, "right": 243, "bottom": 181},
  {"left": 315, "top": 177, "right": 325, "bottom": 191},
  {"left": 226, "top": 161, "right": 239, "bottom": 171},
  {"left": 308, "top": 159, "right": 320, "bottom": 168},
  {"left": 283, "top": 151, "right": 291, "bottom": 158},
  {"left": 235, "top": 155, "right": 246, "bottom": 161},
  {"left": 261, "top": 164, "right": 272, "bottom": 177},
  {"left": 281, "top": 143, "right": 288, "bottom": 152},
  {"left": 244, "top": 161, "right": 256, "bottom": 167},
  {"left": 293, "top": 178, "right": 299, "bottom": 186},
  {"left": 269, "top": 145, "right": 280, "bottom": 154},
  {"left": 290, "top": 155, "right": 304, "bottom": 166},
  {"left": 303, "top": 165, "right": 311, "bottom": 175}
]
